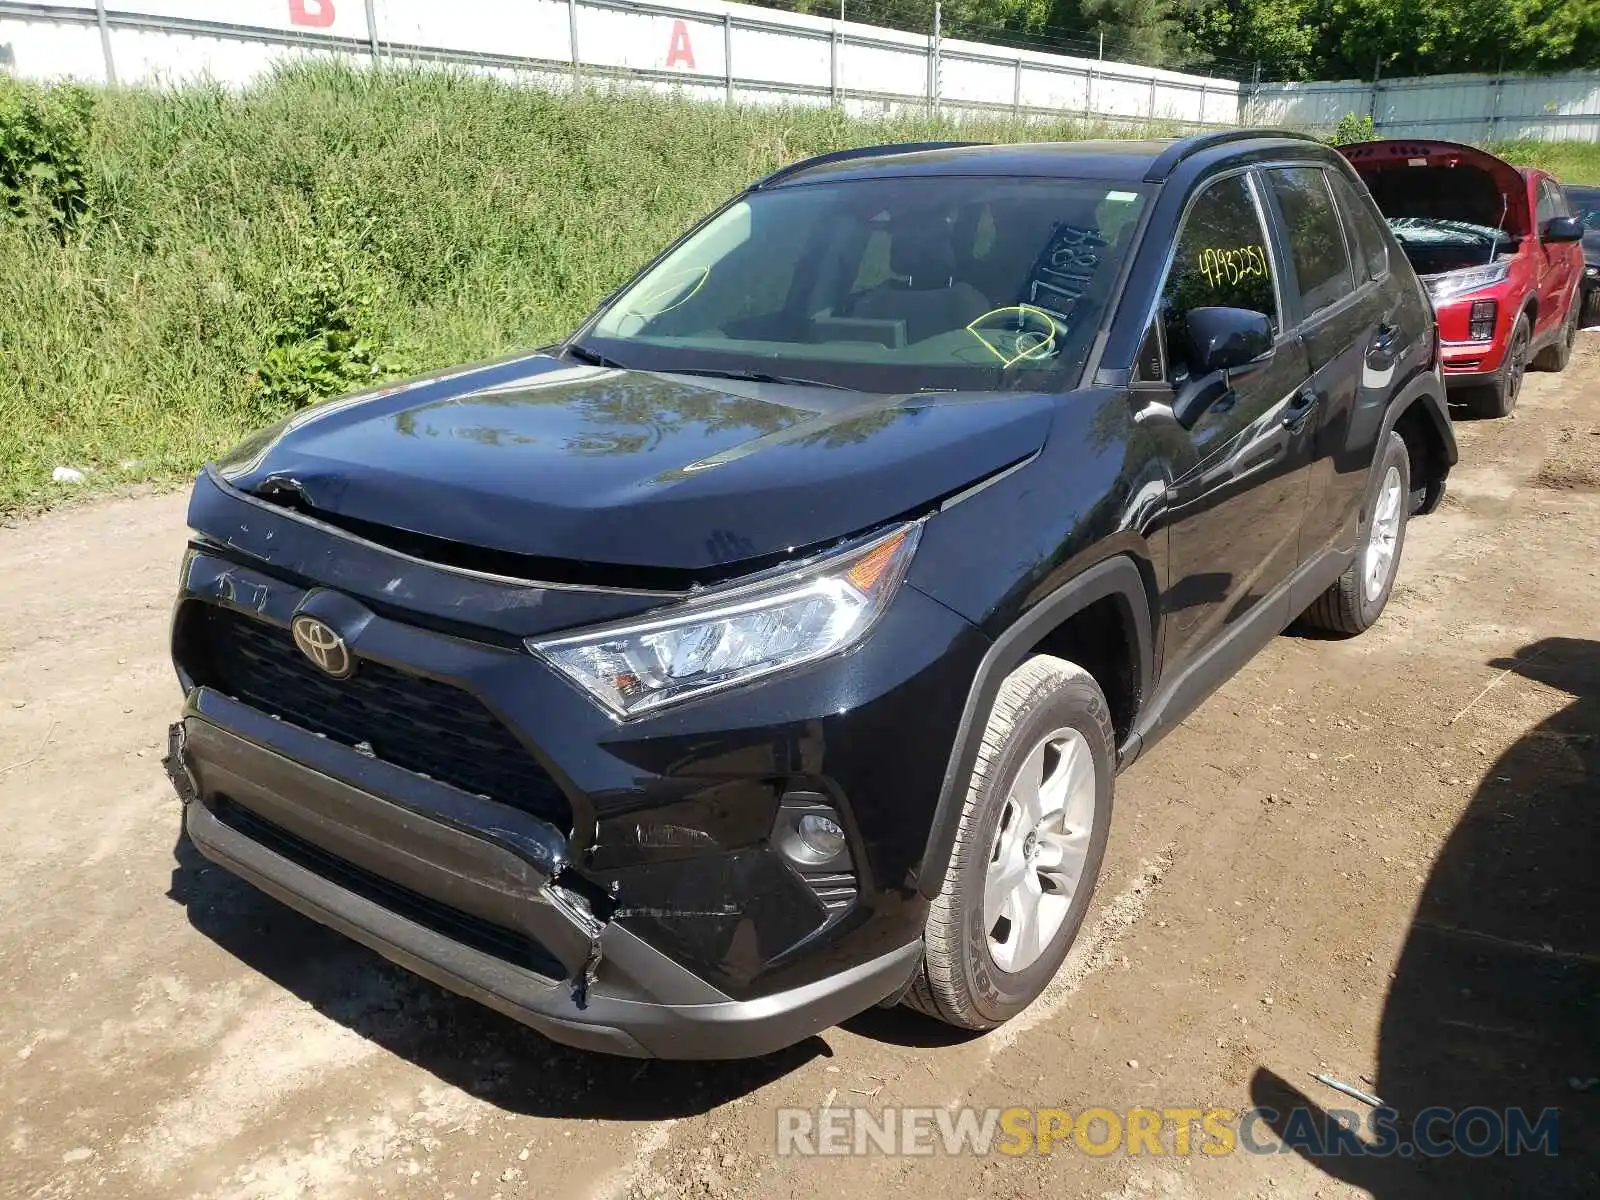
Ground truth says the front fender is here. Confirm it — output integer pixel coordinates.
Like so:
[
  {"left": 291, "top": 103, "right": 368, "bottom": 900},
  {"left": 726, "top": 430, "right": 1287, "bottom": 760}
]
[{"left": 912, "top": 555, "right": 1154, "bottom": 898}]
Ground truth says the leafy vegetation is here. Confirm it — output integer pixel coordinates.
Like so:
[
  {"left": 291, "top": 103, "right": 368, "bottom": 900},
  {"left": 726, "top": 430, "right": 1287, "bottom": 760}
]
[
  {"left": 253, "top": 224, "right": 408, "bottom": 418},
  {"left": 757, "top": 0, "right": 1600, "bottom": 80},
  {"left": 1330, "top": 111, "right": 1378, "bottom": 146},
  {"left": 0, "top": 80, "right": 94, "bottom": 237}
]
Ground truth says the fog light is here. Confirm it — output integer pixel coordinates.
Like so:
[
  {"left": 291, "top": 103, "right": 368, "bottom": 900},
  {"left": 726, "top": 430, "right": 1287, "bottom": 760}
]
[
  {"left": 1468, "top": 299, "right": 1496, "bottom": 342},
  {"left": 797, "top": 813, "right": 846, "bottom": 858},
  {"left": 773, "top": 791, "right": 854, "bottom": 874}
]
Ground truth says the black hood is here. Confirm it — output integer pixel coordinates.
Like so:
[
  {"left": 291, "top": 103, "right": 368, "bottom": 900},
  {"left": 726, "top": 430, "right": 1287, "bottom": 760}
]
[{"left": 216, "top": 353, "right": 1055, "bottom": 582}]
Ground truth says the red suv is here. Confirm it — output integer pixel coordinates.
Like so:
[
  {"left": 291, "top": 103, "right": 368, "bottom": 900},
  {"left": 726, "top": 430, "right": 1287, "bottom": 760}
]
[{"left": 1341, "top": 140, "right": 1585, "bottom": 417}]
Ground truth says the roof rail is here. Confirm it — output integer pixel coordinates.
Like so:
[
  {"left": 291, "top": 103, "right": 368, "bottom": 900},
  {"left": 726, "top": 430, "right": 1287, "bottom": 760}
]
[
  {"left": 1142, "top": 128, "right": 1325, "bottom": 183},
  {"left": 749, "top": 141, "right": 987, "bottom": 190}
]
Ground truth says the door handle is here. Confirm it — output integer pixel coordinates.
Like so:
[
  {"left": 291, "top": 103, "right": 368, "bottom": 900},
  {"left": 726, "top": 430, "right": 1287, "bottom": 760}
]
[
  {"left": 1369, "top": 322, "right": 1400, "bottom": 366},
  {"left": 1282, "top": 387, "right": 1319, "bottom": 432}
]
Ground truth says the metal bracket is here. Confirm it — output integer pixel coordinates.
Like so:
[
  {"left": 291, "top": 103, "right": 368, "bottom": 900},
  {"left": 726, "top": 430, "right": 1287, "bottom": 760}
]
[{"left": 162, "top": 722, "right": 199, "bottom": 806}]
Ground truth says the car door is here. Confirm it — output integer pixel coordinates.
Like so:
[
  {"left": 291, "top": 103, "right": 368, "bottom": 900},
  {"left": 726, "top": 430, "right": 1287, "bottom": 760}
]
[
  {"left": 1530, "top": 177, "right": 1556, "bottom": 338},
  {"left": 1538, "top": 177, "right": 1581, "bottom": 327},
  {"left": 1151, "top": 169, "right": 1316, "bottom": 691},
  {"left": 1279, "top": 165, "right": 1403, "bottom": 562}
]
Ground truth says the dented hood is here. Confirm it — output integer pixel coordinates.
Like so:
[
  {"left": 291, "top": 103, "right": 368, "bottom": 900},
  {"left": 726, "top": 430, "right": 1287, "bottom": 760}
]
[{"left": 216, "top": 353, "right": 1054, "bottom": 580}]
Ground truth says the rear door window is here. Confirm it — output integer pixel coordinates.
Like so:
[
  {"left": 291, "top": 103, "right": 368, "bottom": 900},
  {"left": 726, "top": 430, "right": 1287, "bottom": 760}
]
[
  {"left": 1264, "top": 167, "right": 1355, "bottom": 319},
  {"left": 1330, "top": 172, "right": 1389, "bottom": 283}
]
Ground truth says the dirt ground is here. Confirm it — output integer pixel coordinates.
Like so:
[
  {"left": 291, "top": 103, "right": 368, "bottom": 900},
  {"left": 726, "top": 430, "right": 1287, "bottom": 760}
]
[{"left": 3, "top": 346, "right": 1597, "bottom": 1200}]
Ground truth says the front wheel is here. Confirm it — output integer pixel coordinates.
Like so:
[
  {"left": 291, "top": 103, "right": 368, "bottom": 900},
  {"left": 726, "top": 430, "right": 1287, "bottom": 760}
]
[
  {"left": 1299, "top": 430, "right": 1410, "bottom": 637},
  {"left": 905, "top": 655, "right": 1114, "bottom": 1030}
]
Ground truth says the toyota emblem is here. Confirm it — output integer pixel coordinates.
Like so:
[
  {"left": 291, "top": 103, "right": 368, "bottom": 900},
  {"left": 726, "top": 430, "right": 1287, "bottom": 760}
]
[{"left": 291, "top": 614, "right": 353, "bottom": 678}]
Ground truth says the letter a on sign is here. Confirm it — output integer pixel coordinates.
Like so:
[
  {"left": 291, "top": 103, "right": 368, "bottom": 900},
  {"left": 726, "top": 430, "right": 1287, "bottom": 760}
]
[
  {"left": 289, "top": 0, "right": 336, "bottom": 28},
  {"left": 666, "top": 20, "right": 695, "bottom": 69}
]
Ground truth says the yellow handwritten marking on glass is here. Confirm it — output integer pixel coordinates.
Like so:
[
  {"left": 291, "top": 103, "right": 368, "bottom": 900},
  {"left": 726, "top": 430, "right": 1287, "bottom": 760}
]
[
  {"left": 965, "top": 305, "right": 1059, "bottom": 368},
  {"left": 1196, "top": 245, "right": 1269, "bottom": 290},
  {"left": 629, "top": 265, "right": 710, "bottom": 320}
]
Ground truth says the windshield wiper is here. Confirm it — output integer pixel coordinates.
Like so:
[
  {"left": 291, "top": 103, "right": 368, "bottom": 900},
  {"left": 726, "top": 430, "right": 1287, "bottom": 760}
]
[
  {"left": 565, "top": 342, "right": 628, "bottom": 369},
  {"left": 664, "top": 367, "right": 849, "bottom": 391}
]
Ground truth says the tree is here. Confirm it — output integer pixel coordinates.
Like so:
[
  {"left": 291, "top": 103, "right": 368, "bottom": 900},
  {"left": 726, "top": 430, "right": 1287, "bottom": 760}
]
[
  {"left": 744, "top": 0, "right": 1600, "bottom": 79},
  {"left": 1187, "top": 0, "right": 1319, "bottom": 77}
]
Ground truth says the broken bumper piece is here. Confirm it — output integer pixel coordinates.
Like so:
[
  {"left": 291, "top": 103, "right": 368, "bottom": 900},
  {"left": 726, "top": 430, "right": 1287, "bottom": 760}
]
[{"left": 169, "top": 691, "right": 921, "bottom": 1059}]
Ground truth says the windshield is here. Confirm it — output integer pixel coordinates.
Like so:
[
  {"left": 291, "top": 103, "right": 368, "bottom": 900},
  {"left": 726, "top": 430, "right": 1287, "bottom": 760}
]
[{"left": 580, "top": 176, "right": 1148, "bottom": 393}]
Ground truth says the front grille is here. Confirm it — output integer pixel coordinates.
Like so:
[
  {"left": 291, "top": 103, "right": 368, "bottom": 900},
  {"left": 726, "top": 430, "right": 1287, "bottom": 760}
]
[
  {"left": 183, "top": 602, "right": 570, "bottom": 828},
  {"left": 211, "top": 796, "right": 565, "bottom": 978}
]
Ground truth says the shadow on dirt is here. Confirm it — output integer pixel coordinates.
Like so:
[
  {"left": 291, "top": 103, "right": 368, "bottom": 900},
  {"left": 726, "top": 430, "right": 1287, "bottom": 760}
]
[
  {"left": 167, "top": 832, "right": 825, "bottom": 1120},
  {"left": 840, "top": 1004, "right": 981, "bottom": 1049},
  {"left": 1250, "top": 636, "right": 1599, "bottom": 1196}
]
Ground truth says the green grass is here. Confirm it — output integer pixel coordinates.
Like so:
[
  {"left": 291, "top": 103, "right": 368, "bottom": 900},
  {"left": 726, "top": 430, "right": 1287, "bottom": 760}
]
[
  {"left": 3, "top": 63, "right": 1599, "bottom": 518},
  {"left": 1488, "top": 139, "right": 1600, "bottom": 185}
]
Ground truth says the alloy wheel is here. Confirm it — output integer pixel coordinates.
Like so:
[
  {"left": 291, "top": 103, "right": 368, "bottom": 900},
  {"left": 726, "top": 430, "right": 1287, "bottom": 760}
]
[
  {"left": 984, "top": 727, "right": 1097, "bottom": 973},
  {"left": 1507, "top": 328, "right": 1530, "bottom": 400},
  {"left": 1363, "top": 465, "right": 1404, "bottom": 603}
]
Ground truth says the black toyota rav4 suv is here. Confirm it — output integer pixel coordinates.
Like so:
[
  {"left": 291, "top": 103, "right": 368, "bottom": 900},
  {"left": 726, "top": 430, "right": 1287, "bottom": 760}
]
[{"left": 165, "top": 131, "right": 1457, "bottom": 1059}]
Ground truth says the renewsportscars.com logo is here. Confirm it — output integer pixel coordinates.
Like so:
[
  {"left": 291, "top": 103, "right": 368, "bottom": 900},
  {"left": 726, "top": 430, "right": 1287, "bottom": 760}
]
[{"left": 775, "top": 1105, "right": 1560, "bottom": 1159}]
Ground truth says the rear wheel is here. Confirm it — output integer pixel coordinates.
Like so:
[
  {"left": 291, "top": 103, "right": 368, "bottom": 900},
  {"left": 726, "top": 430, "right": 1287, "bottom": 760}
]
[
  {"left": 1532, "top": 300, "right": 1579, "bottom": 372},
  {"left": 1299, "top": 431, "right": 1410, "bottom": 637},
  {"left": 905, "top": 655, "right": 1113, "bottom": 1030},
  {"left": 1462, "top": 313, "right": 1530, "bottom": 418}
]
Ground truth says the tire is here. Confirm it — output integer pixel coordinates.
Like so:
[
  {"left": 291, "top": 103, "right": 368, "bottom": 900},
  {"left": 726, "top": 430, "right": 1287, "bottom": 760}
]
[
  {"left": 1299, "top": 431, "right": 1410, "bottom": 637},
  {"left": 1462, "top": 312, "right": 1530, "bottom": 418},
  {"left": 905, "top": 655, "right": 1114, "bottom": 1030},
  {"left": 1532, "top": 299, "right": 1579, "bottom": 372}
]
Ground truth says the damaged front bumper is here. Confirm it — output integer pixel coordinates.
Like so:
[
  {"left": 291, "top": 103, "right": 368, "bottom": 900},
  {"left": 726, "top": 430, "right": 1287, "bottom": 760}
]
[
  {"left": 167, "top": 693, "right": 921, "bottom": 1058},
  {"left": 163, "top": 469, "right": 985, "bottom": 1057}
]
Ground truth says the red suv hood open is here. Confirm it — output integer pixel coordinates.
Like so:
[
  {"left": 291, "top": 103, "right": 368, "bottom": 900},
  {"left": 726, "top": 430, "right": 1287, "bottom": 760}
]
[{"left": 1339, "top": 140, "right": 1530, "bottom": 239}]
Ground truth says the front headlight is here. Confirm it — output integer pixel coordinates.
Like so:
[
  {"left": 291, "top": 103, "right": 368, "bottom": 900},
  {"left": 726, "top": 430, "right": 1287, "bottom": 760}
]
[
  {"left": 1423, "top": 260, "right": 1511, "bottom": 304},
  {"left": 528, "top": 523, "right": 921, "bottom": 718}
]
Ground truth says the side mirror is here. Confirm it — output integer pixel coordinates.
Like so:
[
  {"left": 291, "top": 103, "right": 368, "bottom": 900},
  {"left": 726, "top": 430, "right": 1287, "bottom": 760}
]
[
  {"left": 1542, "top": 215, "right": 1584, "bottom": 243},
  {"left": 1183, "top": 307, "right": 1275, "bottom": 376},
  {"left": 1172, "top": 307, "right": 1274, "bottom": 430}
]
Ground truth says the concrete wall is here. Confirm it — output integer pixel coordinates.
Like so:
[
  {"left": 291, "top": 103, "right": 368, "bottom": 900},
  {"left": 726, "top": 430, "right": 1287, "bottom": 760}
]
[{"left": 0, "top": 0, "right": 1241, "bottom": 125}]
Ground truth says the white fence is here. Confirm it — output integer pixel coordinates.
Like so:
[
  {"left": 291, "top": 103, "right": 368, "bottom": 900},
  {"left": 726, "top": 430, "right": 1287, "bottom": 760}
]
[
  {"left": 1251, "top": 70, "right": 1600, "bottom": 143},
  {"left": 0, "top": 0, "right": 1242, "bottom": 125}
]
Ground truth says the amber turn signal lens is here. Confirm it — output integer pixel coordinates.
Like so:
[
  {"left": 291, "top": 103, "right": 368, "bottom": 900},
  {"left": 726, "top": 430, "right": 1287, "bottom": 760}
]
[{"left": 844, "top": 528, "right": 909, "bottom": 594}]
